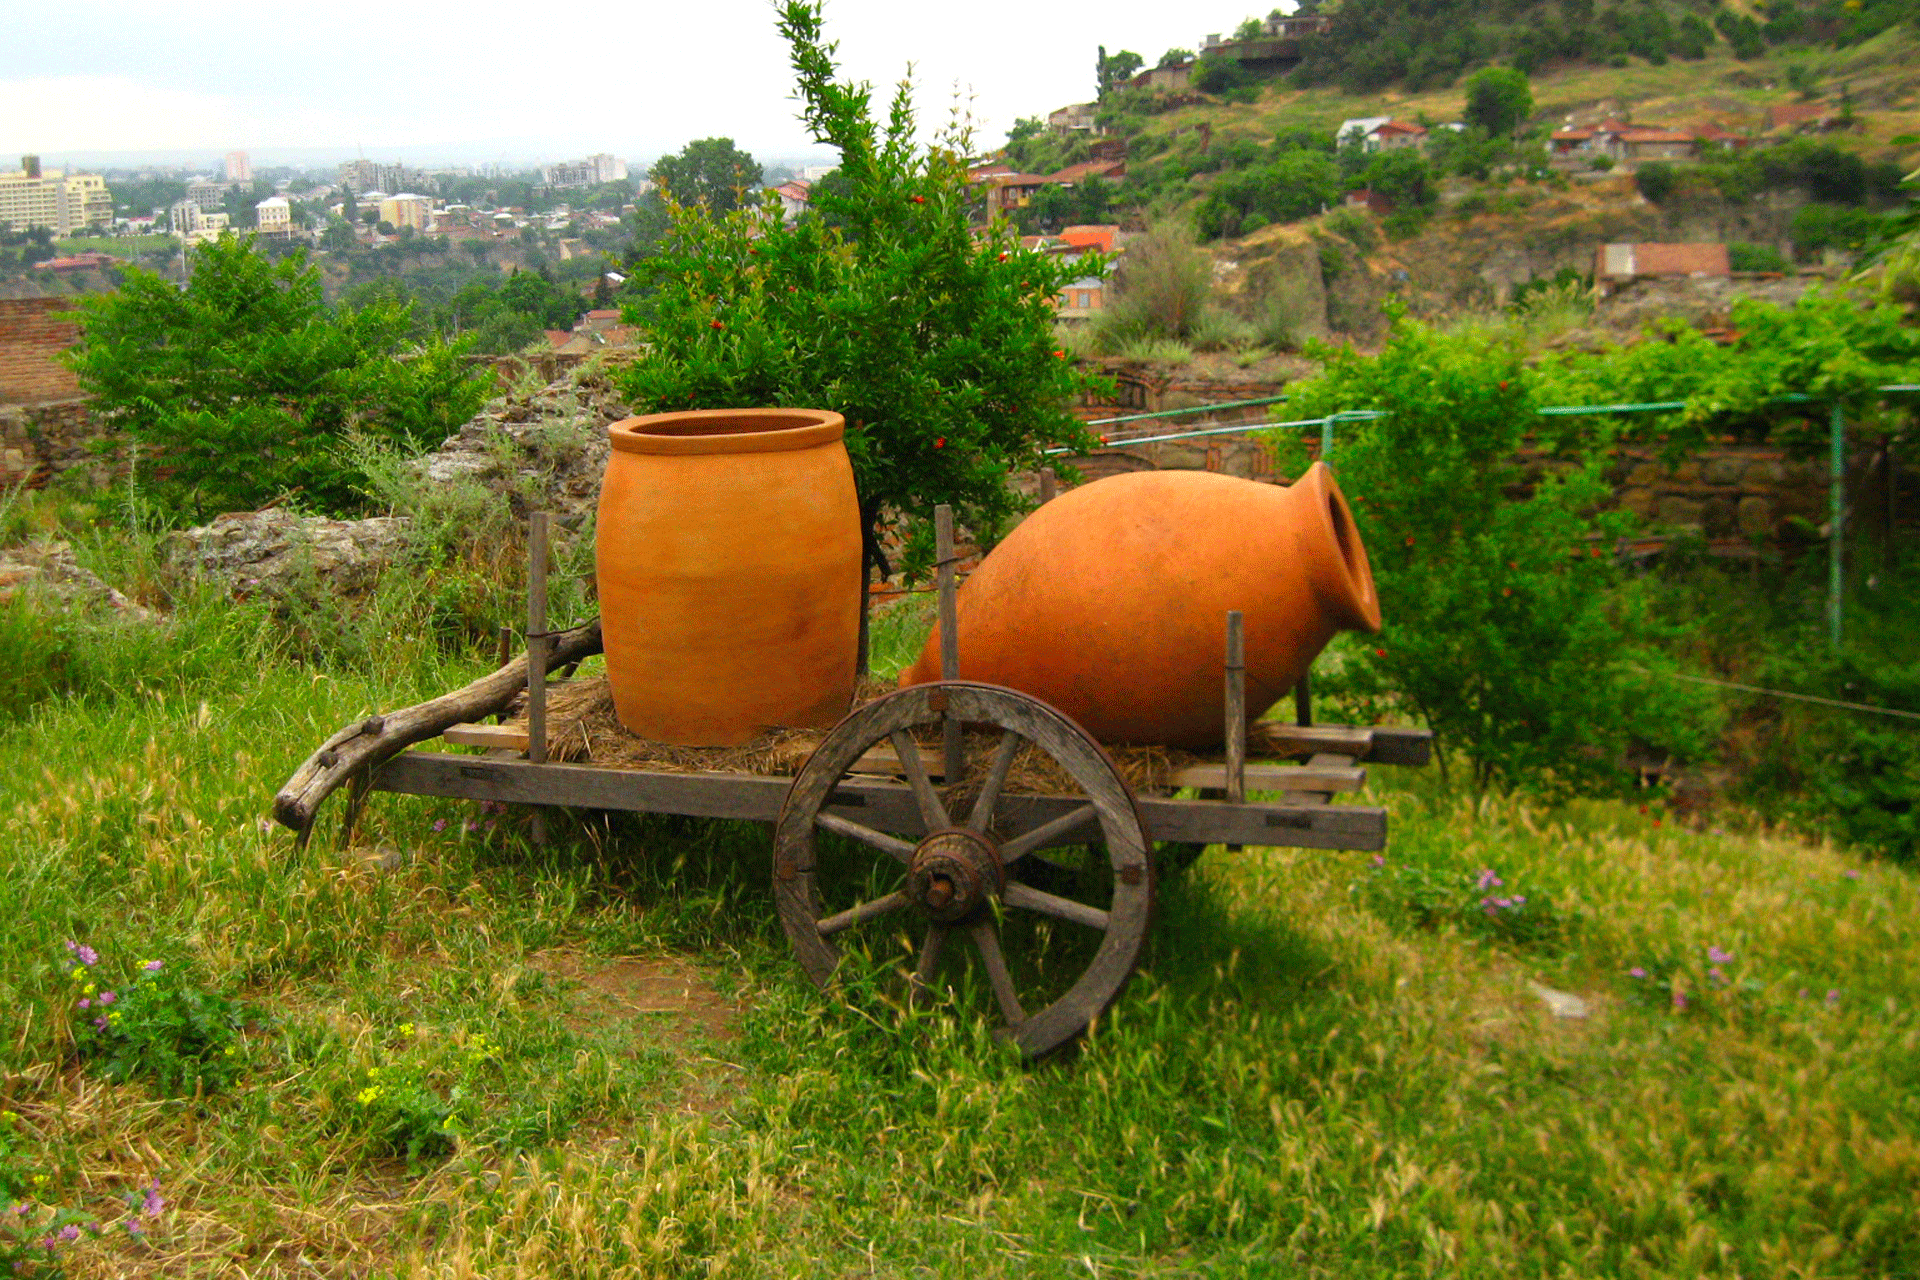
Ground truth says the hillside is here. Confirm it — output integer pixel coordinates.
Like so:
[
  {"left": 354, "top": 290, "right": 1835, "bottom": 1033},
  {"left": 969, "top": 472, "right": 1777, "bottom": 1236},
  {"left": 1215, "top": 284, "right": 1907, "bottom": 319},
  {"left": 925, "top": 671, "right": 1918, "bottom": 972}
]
[{"left": 1017, "top": 22, "right": 1920, "bottom": 350}]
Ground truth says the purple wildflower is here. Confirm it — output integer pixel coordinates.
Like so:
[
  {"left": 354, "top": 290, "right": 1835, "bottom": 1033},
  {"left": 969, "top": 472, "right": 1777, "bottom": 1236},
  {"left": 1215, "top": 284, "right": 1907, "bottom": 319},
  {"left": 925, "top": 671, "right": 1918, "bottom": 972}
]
[
  {"left": 125, "top": 1220, "right": 144, "bottom": 1237},
  {"left": 142, "top": 1179, "right": 164, "bottom": 1217},
  {"left": 58, "top": 1225, "right": 79, "bottom": 1243},
  {"left": 97, "top": 990, "right": 115, "bottom": 1005},
  {"left": 1825, "top": 989, "right": 1840, "bottom": 1008},
  {"left": 1476, "top": 869, "right": 1503, "bottom": 891},
  {"left": 77, "top": 999, "right": 91, "bottom": 1010},
  {"left": 142, "top": 960, "right": 162, "bottom": 972},
  {"left": 64, "top": 941, "right": 99, "bottom": 967},
  {"left": 1513, "top": 895, "right": 1527, "bottom": 907},
  {"left": 1843, "top": 869, "right": 1861, "bottom": 880},
  {"left": 432, "top": 819, "right": 447, "bottom": 833},
  {"left": 1671, "top": 991, "right": 1689, "bottom": 1011},
  {"left": 1708, "top": 966, "right": 1727, "bottom": 986},
  {"left": 93, "top": 1016, "right": 109, "bottom": 1031},
  {"left": 1706, "top": 945, "right": 1732, "bottom": 965},
  {"left": 1629, "top": 966, "right": 1648, "bottom": 979},
  {"left": 1368, "top": 853, "right": 1385, "bottom": 869}
]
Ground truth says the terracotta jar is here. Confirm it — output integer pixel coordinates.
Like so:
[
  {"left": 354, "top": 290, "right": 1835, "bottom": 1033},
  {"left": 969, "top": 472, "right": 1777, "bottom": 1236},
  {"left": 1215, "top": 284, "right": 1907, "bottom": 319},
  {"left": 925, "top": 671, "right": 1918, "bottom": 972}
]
[
  {"left": 597, "top": 408, "right": 862, "bottom": 746},
  {"left": 899, "top": 463, "right": 1380, "bottom": 747}
]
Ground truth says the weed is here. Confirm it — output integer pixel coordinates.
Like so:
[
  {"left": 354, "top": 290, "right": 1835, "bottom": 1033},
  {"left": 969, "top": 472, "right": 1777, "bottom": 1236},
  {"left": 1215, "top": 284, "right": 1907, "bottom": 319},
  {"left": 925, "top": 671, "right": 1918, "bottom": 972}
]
[{"left": 64, "top": 944, "right": 246, "bottom": 1095}]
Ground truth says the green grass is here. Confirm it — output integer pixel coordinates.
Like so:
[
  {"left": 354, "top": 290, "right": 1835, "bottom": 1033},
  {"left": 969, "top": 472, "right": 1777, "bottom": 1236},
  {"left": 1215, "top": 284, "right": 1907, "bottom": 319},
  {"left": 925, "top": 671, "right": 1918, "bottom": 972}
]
[
  {"left": 1, "top": 537, "right": 1917, "bottom": 1277},
  {"left": 52, "top": 234, "right": 174, "bottom": 258}
]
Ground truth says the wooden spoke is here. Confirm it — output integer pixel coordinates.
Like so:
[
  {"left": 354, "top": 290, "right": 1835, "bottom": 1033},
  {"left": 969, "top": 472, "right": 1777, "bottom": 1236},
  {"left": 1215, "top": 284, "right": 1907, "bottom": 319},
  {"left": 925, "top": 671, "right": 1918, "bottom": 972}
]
[
  {"left": 967, "top": 921, "right": 1027, "bottom": 1028},
  {"left": 890, "top": 729, "right": 951, "bottom": 832},
  {"left": 998, "top": 804, "right": 1098, "bottom": 863},
  {"left": 775, "top": 682, "right": 1152, "bottom": 1059},
  {"left": 910, "top": 925, "right": 950, "bottom": 1001},
  {"left": 816, "top": 891, "right": 908, "bottom": 937},
  {"left": 967, "top": 729, "right": 1023, "bottom": 833},
  {"left": 1003, "top": 882, "right": 1111, "bottom": 931},
  {"left": 815, "top": 811, "right": 915, "bottom": 863}
]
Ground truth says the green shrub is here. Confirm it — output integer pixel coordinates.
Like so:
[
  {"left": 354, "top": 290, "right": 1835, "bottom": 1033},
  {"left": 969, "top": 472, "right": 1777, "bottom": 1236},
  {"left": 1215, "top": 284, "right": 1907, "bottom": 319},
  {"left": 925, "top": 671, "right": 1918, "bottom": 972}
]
[
  {"left": 1589, "top": 154, "right": 1615, "bottom": 172},
  {"left": 1322, "top": 207, "right": 1377, "bottom": 252},
  {"left": 63, "top": 942, "right": 245, "bottom": 1095},
  {"left": 1728, "top": 242, "right": 1791, "bottom": 272},
  {"left": 64, "top": 235, "right": 491, "bottom": 520},
  {"left": 1635, "top": 162, "right": 1679, "bottom": 203},
  {"left": 1276, "top": 305, "right": 1721, "bottom": 797}
]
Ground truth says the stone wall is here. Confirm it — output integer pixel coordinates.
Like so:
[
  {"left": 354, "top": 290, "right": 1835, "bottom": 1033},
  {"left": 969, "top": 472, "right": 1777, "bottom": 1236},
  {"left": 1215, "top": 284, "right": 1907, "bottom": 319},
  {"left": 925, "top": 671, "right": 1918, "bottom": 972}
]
[
  {"left": 0, "top": 297, "right": 82, "bottom": 405},
  {"left": 0, "top": 399, "right": 109, "bottom": 490}
]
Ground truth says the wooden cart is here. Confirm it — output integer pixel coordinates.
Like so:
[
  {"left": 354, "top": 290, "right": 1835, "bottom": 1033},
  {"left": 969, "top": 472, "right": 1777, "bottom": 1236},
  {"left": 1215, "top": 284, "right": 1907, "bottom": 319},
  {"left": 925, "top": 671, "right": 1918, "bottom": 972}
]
[{"left": 276, "top": 510, "right": 1429, "bottom": 1058}]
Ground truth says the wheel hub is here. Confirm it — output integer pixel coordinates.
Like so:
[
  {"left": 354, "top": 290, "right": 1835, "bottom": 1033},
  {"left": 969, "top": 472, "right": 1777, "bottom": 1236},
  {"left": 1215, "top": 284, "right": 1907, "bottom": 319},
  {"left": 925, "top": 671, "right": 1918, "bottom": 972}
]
[{"left": 907, "top": 828, "right": 1005, "bottom": 923}]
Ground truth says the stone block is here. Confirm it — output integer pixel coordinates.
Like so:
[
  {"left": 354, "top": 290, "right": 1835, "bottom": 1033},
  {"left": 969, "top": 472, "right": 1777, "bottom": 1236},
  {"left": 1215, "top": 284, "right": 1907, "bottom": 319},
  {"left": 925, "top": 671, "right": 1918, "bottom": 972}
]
[
  {"left": 1669, "top": 460, "right": 1702, "bottom": 484},
  {"left": 1618, "top": 487, "right": 1657, "bottom": 518},
  {"left": 1703, "top": 455, "right": 1744, "bottom": 486},
  {"left": 1656, "top": 495, "right": 1706, "bottom": 530},
  {"left": 1702, "top": 496, "right": 1737, "bottom": 537},
  {"left": 1743, "top": 459, "right": 1786, "bottom": 486},
  {"left": 1627, "top": 462, "right": 1662, "bottom": 485},
  {"left": 1150, "top": 442, "right": 1209, "bottom": 470},
  {"left": 1737, "top": 495, "right": 1774, "bottom": 538}
]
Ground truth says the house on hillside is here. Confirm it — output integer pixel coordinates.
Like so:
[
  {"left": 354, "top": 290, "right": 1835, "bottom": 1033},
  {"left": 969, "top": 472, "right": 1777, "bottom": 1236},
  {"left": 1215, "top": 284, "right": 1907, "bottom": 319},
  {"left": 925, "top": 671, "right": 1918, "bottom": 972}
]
[
  {"left": 1049, "top": 159, "right": 1127, "bottom": 186},
  {"left": 1616, "top": 128, "right": 1697, "bottom": 162},
  {"left": 985, "top": 173, "right": 1055, "bottom": 217},
  {"left": 1336, "top": 117, "right": 1390, "bottom": 148},
  {"left": 1343, "top": 187, "right": 1394, "bottom": 215},
  {"left": 1336, "top": 118, "right": 1426, "bottom": 152},
  {"left": 1763, "top": 101, "right": 1843, "bottom": 133},
  {"left": 1058, "top": 224, "right": 1119, "bottom": 253},
  {"left": 1048, "top": 103, "right": 1098, "bottom": 133},
  {"left": 1126, "top": 61, "right": 1193, "bottom": 94},
  {"left": 1593, "top": 242, "right": 1730, "bottom": 293}
]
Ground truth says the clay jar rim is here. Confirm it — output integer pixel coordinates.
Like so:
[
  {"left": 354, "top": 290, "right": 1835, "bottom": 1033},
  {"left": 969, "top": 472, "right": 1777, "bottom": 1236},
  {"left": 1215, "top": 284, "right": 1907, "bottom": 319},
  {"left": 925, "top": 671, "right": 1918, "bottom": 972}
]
[
  {"left": 609, "top": 408, "right": 845, "bottom": 456},
  {"left": 1301, "top": 461, "right": 1383, "bottom": 633}
]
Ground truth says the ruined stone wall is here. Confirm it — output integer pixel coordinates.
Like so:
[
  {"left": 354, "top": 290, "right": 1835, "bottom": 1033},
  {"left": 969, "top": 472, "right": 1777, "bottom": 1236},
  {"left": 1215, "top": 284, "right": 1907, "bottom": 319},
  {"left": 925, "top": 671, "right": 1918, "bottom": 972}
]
[
  {"left": 0, "top": 297, "right": 82, "bottom": 405},
  {"left": 0, "top": 399, "right": 111, "bottom": 489}
]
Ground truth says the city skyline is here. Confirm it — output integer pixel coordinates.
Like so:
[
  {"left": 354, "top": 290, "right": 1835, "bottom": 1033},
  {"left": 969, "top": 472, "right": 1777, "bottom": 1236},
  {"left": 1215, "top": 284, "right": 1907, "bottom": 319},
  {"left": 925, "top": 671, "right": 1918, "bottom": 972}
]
[{"left": 1, "top": 1, "right": 1215, "bottom": 164}]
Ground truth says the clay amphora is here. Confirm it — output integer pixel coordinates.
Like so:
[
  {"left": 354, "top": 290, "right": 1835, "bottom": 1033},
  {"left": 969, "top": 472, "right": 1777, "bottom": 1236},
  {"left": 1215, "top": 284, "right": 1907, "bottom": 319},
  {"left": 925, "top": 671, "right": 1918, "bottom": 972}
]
[
  {"left": 597, "top": 408, "right": 861, "bottom": 746},
  {"left": 899, "top": 463, "right": 1380, "bottom": 747}
]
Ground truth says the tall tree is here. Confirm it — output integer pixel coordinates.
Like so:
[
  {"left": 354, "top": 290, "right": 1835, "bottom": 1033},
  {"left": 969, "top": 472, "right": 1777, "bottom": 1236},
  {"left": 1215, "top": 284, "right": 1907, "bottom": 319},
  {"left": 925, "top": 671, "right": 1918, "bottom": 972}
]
[
  {"left": 1096, "top": 46, "right": 1144, "bottom": 97},
  {"left": 620, "top": 1, "right": 1105, "bottom": 669},
  {"left": 649, "top": 138, "right": 763, "bottom": 213},
  {"left": 1463, "top": 66, "right": 1534, "bottom": 137}
]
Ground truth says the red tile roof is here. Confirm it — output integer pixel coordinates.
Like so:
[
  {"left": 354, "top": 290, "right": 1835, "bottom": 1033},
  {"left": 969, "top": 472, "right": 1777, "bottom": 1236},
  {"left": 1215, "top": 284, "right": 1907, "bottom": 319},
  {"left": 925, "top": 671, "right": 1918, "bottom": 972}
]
[
  {"left": 1618, "top": 128, "right": 1696, "bottom": 143},
  {"left": 1047, "top": 160, "right": 1126, "bottom": 185},
  {"left": 1059, "top": 224, "right": 1119, "bottom": 252},
  {"left": 1373, "top": 121, "right": 1427, "bottom": 137}
]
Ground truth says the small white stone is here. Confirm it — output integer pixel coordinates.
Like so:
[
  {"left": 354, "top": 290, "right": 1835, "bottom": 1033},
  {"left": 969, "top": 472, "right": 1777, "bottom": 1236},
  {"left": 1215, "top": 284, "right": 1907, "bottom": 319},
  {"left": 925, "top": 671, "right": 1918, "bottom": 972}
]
[{"left": 1528, "top": 981, "right": 1590, "bottom": 1020}]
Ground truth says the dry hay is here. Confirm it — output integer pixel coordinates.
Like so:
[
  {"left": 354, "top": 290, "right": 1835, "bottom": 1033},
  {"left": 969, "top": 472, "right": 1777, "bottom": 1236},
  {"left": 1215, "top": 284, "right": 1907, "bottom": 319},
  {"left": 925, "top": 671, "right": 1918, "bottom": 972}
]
[{"left": 501, "top": 678, "right": 1205, "bottom": 794}]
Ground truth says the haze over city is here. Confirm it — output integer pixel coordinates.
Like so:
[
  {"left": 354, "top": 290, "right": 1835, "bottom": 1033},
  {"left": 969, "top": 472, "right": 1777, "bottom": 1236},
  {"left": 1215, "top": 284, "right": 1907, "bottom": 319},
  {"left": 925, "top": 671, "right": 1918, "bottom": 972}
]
[{"left": 3, "top": 0, "right": 1211, "bottom": 168}]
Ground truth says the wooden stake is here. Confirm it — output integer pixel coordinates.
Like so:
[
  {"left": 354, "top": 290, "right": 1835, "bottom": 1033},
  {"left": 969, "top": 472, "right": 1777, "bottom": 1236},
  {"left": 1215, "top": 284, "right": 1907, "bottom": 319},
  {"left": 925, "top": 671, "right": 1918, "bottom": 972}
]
[
  {"left": 1224, "top": 611, "right": 1246, "bottom": 807},
  {"left": 493, "top": 625, "right": 513, "bottom": 722},
  {"left": 1294, "top": 669, "right": 1313, "bottom": 727},
  {"left": 1039, "top": 467, "right": 1057, "bottom": 505},
  {"left": 935, "top": 503, "right": 963, "bottom": 787},
  {"left": 528, "top": 512, "right": 550, "bottom": 845}
]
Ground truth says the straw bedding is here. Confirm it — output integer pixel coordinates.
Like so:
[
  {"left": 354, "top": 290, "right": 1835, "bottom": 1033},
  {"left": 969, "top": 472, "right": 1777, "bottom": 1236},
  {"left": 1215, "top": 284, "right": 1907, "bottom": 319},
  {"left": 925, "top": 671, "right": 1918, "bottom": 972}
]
[{"left": 499, "top": 678, "right": 1203, "bottom": 795}]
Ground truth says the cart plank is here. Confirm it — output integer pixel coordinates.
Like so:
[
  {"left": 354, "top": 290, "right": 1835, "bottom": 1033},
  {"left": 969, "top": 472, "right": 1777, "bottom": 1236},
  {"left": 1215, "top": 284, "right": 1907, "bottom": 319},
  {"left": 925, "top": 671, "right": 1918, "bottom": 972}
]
[
  {"left": 373, "top": 752, "right": 1387, "bottom": 851},
  {"left": 1169, "top": 762, "right": 1364, "bottom": 792},
  {"left": 1251, "top": 722, "right": 1432, "bottom": 766}
]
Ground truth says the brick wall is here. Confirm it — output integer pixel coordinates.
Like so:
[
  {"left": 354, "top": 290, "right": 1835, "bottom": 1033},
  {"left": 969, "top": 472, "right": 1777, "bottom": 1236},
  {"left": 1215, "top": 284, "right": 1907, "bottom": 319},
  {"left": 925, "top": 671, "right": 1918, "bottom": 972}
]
[{"left": 0, "top": 298, "right": 83, "bottom": 405}]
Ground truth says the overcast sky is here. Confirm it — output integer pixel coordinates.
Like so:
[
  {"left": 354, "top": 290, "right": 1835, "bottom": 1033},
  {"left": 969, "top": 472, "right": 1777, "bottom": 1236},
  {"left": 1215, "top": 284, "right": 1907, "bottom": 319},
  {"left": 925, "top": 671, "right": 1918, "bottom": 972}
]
[{"left": 1, "top": 1, "right": 1237, "bottom": 170}]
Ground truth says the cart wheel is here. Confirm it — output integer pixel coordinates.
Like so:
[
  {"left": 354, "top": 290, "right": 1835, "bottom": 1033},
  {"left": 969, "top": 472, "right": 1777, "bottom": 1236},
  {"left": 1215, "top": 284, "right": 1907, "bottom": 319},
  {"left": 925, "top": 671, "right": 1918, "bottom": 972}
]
[{"left": 774, "top": 682, "right": 1153, "bottom": 1059}]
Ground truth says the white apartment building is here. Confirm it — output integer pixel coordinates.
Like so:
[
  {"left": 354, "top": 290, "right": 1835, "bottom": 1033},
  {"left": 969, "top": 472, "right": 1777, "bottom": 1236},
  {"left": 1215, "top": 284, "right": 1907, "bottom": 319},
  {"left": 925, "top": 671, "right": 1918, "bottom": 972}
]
[
  {"left": 378, "top": 193, "right": 432, "bottom": 232},
  {"left": 0, "top": 155, "right": 113, "bottom": 235},
  {"left": 254, "top": 195, "right": 292, "bottom": 239}
]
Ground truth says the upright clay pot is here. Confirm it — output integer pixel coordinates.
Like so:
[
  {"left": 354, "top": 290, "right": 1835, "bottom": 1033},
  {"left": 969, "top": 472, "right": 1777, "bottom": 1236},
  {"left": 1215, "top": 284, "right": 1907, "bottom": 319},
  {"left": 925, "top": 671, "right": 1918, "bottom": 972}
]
[
  {"left": 597, "top": 408, "right": 861, "bottom": 746},
  {"left": 900, "top": 463, "right": 1380, "bottom": 748}
]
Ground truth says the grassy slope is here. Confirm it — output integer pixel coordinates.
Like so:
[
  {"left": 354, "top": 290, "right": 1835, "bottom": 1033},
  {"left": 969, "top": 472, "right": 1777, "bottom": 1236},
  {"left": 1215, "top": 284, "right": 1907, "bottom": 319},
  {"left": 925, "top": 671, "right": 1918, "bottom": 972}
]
[
  {"left": 1, "top": 560, "right": 1916, "bottom": 1277},
  {"left": 1136, "top": 27, "right": 1920, "bottom": 159}
]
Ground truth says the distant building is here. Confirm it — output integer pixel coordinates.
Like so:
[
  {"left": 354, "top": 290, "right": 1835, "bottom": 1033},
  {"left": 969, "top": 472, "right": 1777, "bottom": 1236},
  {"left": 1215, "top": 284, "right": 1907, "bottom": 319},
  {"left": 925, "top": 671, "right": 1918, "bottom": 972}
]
[
  {"left": 378, "top": 194, "right": 432, "bottom": 232},
  {"left": 798, "top": 164, "right": 836, "bottom": 182},
  {"left": 225, "top": 151, "right": 252, "bottom": 183},
  {"left": 772, "top": 179, "right": 811, "bottom": 221},
  {"left": 542, "top": 153, "right": 629, "bottom": 189},
  {"left": 1056, "top": 276, "right": 1106, "bottom": 318},
  {"left": 1593, "top": 242, "right": 1731, "bottom": 290},
  {"left": 1126, "top": 61, "right": 1193, "bottom": 94},
  {"left": 1336, "top": 117, "right": 1392, "bottom": 148},
  {"left": 254, "top": 195, "right": 293, "bottom": 239},
  {"left": 168, "top": 199, "right": 202, "bottom": 237},
  {"left": 339, "top": 159, "right": 428, "bottom": 198},
  {"left": 1763, "top": 101, "right": 1841, "bottom": 133},
  {"left": 33, "top": 251, "right": 123, "bottom": 272},
  {"left": 1337, "top": 119, "right": 1426, "bottom": 152},
  {"left": 1048, "top": 103, "right": 1098, "bottom": 134},
  {"left": 0, "top": 156, "right": 113, "bottom": 235}
]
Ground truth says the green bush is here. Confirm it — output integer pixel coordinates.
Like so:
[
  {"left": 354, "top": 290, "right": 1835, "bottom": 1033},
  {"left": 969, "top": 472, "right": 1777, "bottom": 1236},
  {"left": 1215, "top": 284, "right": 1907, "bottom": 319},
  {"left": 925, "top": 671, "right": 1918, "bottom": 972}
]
[
  {"left": 1277, "top": 306, "right": 1720, "bottom": 797},
  {"left": 1635, "top": 162, "right": 1679, "bottom": 203},
  {"left": 1728, "top": 241, "right": 1791, "bottom": 272},
  {"left": 63, "top": 943, "right": 245, "bottom": 1095},
  {"left": 63, "top": 235, "right": 491, "bottom": 519}
]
